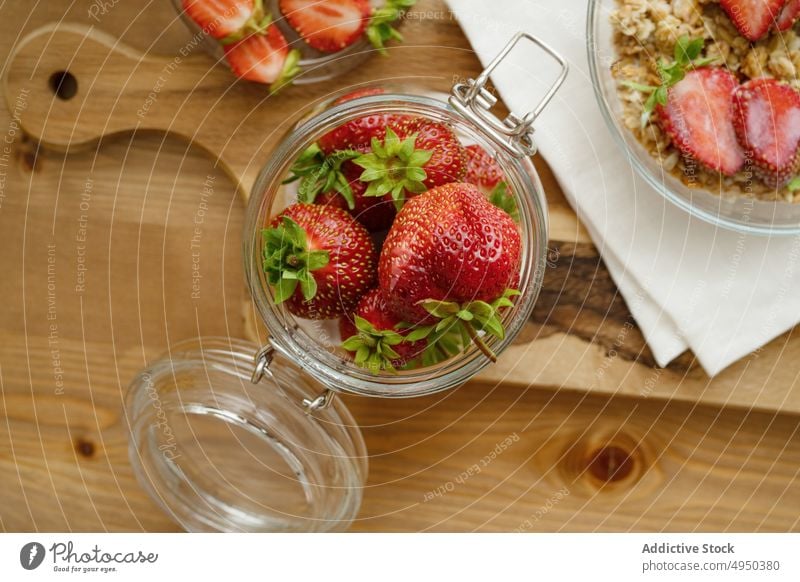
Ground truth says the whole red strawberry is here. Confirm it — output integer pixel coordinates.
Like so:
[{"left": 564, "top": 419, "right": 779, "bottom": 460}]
[
  {"left": 379, "top": 183, "right": 521, "bottom": 361},
  {"left": 315, "top": 162, "right": 396, "bottom": 231},
  {"left": 656, "top": 68, "right": 745, "bottom": 176},
  {"left": 280, "top": 0, "right": 370, "bottom": 53},
  {"left": 465, "top": 144, "right": 518, "bottom": 220},
  {"left": 333, "top": 87, "right": 385, "bottom": 105},
  {"left": 732, "top": 78, "right": 800, "bottom": 187},
  {"left": 263, "top": 203, "right": 376, "bottom": 319},
  {"left": 339, "top": 288, "right": 427, "bottom": 371},
  {"left": 354, "top": 118, "right": 468, "bottom": 209},
  {"left": 465, "top": 144, "right": 505, "bottom": 190},
  {"left": 318, "top": 113, "right": 411, "bottom": 154},
  {"left": 182, "top": 0, "right": 255, "bottom": 39}
]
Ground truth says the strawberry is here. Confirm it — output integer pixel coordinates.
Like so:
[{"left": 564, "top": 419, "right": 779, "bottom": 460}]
[
  {"left": 465, "top": 144, "right": 518, "bottom": 220},
  {"left": 315, "top": 164, "right": 396, "bottom": 231},
  {"left": 465, "top": 144, "right": 505, "bottom": 190},
  {"left": 379, "top": 183, "right": 521, "bottom": 362},
  {"left": 732, "top": 78, "right": 800, "bottom": 186},
  {"left": 354, "top": 118, "right": 468, "bottom": 210},
  {"left": 223, "top": 23, "right": 301, "bottom": 88},
  {"left": 719, "top": 0, "right": 785, "bottom": 41},
  {"left": 656, "top": 68, "right": 745, "bottom": 176},
  {"left": 777, "top": 0, "right": 800, "bottom": 30},
  {"left": 339, "top": 288, "right": 426, "bottom": 371},
  {"left": 318, "top": 113, "right": 411, "bottom": 154},
  {"left": 263, "top": 203, "right": 377, "bottom": 319},
  {"left": 285, "top": 144, "right": 396, "bottom": 231},
  {"left": 333, "top": 87, "right": 385, "bottom": 105},
  {"left": 182, "top": 0, "right": 255, "bottom": 39},
  {"left": 280, "top": 0, "right": 370, "bottom": 53}
]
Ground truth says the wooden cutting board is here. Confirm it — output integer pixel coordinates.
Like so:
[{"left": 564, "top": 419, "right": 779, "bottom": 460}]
[{"left": 0, "top": 0, "right": 798, "bottom": 532}]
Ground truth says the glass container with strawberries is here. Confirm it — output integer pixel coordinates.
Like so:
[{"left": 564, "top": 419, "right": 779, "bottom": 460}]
[
  {"left": 126, "top": 33, "right": 567, "bottom": 532},
  {"left": 174, "top": 0, "right": 416, "bottom": 90}
]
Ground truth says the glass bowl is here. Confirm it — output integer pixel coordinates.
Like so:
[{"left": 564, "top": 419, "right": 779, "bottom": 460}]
[
  {"left": 171, "top": 0, "right": 404, "bottom": 86},
  {"left": 587, "top": 0, "right": 800, "bottom": 236}
]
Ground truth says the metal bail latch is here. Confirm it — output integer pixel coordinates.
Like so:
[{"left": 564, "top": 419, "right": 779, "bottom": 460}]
[
  {"left": 250, "top": 344, "right": 275, "bottom": 384},
  {"left": 251, "top": 343, "right": 335, "bottom": 412},
  {"left": 449, "top": 32, "right": 568, "bottom": 158}
]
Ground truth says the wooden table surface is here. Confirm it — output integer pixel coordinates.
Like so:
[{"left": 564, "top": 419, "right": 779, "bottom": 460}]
[{"left": 0, "top": 0, "right": 798, "bottom": 532}]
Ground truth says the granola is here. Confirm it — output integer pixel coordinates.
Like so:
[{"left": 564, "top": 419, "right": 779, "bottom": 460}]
[{"left": 611, "top": 0, "right": 800, "bottom": 202}]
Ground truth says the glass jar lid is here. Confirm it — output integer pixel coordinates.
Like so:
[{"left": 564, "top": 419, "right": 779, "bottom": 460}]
[{"left": 125, "top": 337, "right": 367, "bottom": 532}]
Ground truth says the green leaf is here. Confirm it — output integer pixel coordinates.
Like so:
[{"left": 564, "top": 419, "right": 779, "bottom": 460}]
[
  {"left": 456, "top": 309, "right": 474, "bottom": 321},
  {"left": 274, "top": 278, "right": 298, "bottom": 303},
  {"left": 342, "top": 335, "right": 364, "bottom": 351},
  {"left": 621, "top": 80, "right": 657, "bottom": 93},
  {"left": 419, "top": 299, "right": 460, "bottom": 318},
  {"left": 298, "top": 273, "right": 317, "bottom": 301},
  {"left": 489, "top": 182, "right": 519, "bottom": 221},
  {"left": 788, "top": 176, "right": 800, "bottom": 191},
  {"left": 306, "top": 250, "right": 330, "bottom": 271},
  {"left": 404, "top": 325, "right": 434, "bottom": 342}
]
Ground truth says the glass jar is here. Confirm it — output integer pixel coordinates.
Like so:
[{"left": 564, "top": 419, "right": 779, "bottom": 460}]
[
  {"left": 126, "top": 33, "right": 567, "bottom": 532},
  {"left": 171, "top": 0, "right": 410, "bottom": 86}
]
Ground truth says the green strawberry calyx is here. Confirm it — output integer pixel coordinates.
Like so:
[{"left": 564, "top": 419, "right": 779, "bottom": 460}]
[
  {"left": 354, "top": 127, "right": 432, "bottom": 211},
  {"left": 621, "top": 35, "right": 717, "bottom": 128},
  {"left": 489, "top": 181, "right": 519, "bottom": 222},
  {"left": 262, "top": 216, "right": 329, "bottom": 304},
  {"left": 284, "top": 144, "right": 362, "bottom": 209},
  {"left": 219, "top": 0, "right": 271, "bottom": 45},
  {"left": 342, "top": 315, "right": 406, "bottom": 373},
  {"left": 366, "top": 0, "right": 417, "bottom": 55},
  {"left": 270, "top": 49, "right": 302, "bottom": 93},
  {"left": 406, "top": 289, "right": 521, "bottom": 363}
]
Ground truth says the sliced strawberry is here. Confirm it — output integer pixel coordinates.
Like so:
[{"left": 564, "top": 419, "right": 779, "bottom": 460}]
[
  {"left": 733, "top": 78, "right": 800, "bottom": 186},
  {"left": 719, "top": 0, "right": 786, "bottom": 41},
  {"left": 223, "top": 25, "right": 300, "bottom": 86},
  {"left": 656, "top": 68, "right": 745, "bottom": 176},
  {"left": 182, "top": 0, "right": 254, "bottom": 39},
  {"left": 280, "top": 0, "right": 371, "bottom": 53},
  {"left": 777, "top": 0, "right": 800, "bottom": 30}
]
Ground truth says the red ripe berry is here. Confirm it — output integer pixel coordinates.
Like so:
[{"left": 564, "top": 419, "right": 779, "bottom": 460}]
[
  {"left": 777, "top": 0, "right": 800, "bottom": 31},
  {"left": 333, "top": 87, "right": 385, "bottom": 105},
  {"left": 354, "top": 118, "right": 468, "bottom": 210},
  {"left": 223, "top": 24, "right": 301, "bottom": 87},
  {"left": 379, "top": 183, "right": 521, "bottom": 361},
  {"left": 339, "top": 288, "right": 426, "bottom": 371},
  {"left": 182, "top": 0, "right": 255, "bottom": 39},
  {"left": 315, "top": 161, "right": 396, "bottom": 231},
  {"left": 656, "top": 68, "right": 745, "bottom": 176},
  {"left": 318, "top": 113, "right": 411, "bottom": 154},
  {"left": 732, "top": 78, "right": 800, "bottom": 187},
  {"left": 263, "top": 203, "right": 377, "bottom": 319},
  {"left": 279, "top": 0, "right": 370, "bottom": 53},
  {"left": 719, "top": 0, "right": 785, "bottom": 41},
  {"left": 465, "top": 144, "right": 505, "bottom": 190}
]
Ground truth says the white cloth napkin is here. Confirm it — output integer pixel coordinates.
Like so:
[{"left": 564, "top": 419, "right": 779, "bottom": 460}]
[{"left": 446, "top": 0, "right": 800, "bottom": 376}]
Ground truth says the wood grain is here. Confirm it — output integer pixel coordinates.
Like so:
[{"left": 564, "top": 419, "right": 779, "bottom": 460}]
[
  {"left": 0, "top": 0, "right": 798, "bottom": 532},
  {"left": 8, "top": 12, "right": 800, "bottom": 416}
]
